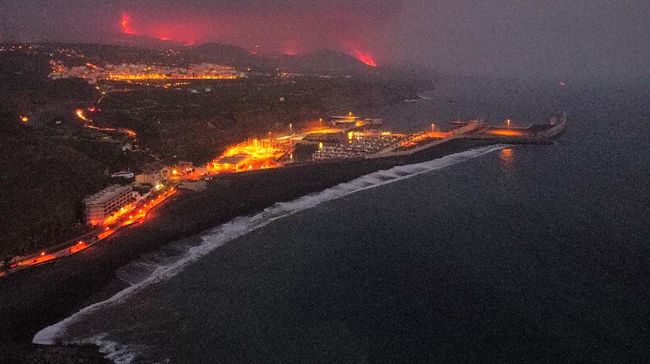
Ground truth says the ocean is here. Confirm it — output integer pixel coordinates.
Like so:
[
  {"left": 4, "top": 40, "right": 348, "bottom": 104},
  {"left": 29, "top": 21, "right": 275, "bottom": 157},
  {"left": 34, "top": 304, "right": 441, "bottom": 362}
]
[{"left": 34, "top": 78, "right": 649, "bottom": 363}]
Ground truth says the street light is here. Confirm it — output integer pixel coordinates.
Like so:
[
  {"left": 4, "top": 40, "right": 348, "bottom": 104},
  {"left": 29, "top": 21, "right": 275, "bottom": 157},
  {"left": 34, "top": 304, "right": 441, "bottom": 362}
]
[
  {"left": 431, "top": 123, "right": 436, "bottom": 132},
  {"left": 506, "top": 119, "right": 511, "bottom": 128}
]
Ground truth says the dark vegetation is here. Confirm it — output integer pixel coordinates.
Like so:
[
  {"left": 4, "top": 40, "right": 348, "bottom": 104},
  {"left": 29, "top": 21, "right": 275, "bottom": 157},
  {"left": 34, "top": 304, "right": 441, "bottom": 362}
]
[{"left": 0, "top": 54, "right": 150, "bottom": 258}]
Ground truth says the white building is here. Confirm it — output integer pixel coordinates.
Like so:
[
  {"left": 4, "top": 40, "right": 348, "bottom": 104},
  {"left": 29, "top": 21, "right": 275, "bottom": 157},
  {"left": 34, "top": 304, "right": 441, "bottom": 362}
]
[
  {"left": 135, "top": 167, "right": 169, "bottom": 186},
  {"left": 83, "top": 185, "right": 134, "bottom": 226}
]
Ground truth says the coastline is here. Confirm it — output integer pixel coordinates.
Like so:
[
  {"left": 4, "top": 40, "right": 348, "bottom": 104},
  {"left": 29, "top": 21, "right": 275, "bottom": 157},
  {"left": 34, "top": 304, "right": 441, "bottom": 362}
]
[{"left": 0, "top": 138, "right": 498, "bottom": 359}]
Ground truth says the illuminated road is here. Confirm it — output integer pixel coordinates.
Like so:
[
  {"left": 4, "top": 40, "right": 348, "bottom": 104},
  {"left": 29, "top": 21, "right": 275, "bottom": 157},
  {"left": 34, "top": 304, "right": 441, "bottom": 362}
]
[
  {"left": 75, "top": 108, "right": 138, "bottom": 139},
  {"left": 0, "top": 186, "right": 177, "bottom": 277}
]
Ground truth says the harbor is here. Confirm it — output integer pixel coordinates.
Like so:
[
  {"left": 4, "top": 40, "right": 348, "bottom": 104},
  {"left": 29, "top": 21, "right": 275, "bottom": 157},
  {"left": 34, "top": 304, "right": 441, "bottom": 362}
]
[{"left": 205, "top": 112, "right": 566, "bottom": 174}]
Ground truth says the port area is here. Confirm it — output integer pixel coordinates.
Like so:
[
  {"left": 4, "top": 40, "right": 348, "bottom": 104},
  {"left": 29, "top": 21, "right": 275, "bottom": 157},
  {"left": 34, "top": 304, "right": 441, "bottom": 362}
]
[
  {"left": 203, "top": 112, "right": 566, "bottom": 174},
  {"left": 0, "top": 186, "right": 177, "bottom": 278}
]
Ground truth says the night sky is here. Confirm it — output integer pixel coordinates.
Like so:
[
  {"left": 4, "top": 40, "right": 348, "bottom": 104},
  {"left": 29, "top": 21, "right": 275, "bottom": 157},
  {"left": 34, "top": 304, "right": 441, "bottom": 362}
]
[{"left": 1, "top": 0, "right": 648, "bottom": 80}]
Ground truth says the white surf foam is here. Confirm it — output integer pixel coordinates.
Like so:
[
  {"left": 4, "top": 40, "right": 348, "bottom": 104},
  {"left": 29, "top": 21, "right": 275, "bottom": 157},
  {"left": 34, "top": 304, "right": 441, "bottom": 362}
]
[
  {"left": 78, "top": 334, "right": 142, "bottom": 364},
  {"left": 33, "top": 145, "right": 506, "bottom": 360},
  {"left": 404, "top": 94, "right": 432, "bottom": 103}
]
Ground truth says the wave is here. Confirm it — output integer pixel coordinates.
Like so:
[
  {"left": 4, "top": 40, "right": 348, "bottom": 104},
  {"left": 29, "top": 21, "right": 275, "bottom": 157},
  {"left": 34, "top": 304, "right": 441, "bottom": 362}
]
[
  {"left": 33, "top": 145, "right": 506, "bottom": 360},
  {"left": 404, "top": 94, "right": 433, "bottom": 102},
  {"left": 77, "top": 334, "right": 143, "bottom": 364}
]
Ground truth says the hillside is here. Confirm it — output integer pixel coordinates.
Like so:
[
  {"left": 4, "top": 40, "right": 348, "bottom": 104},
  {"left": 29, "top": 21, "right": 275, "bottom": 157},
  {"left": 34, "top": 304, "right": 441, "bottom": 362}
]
[{"left": 0, "top": 44, "right": 425, "bottom": 259}]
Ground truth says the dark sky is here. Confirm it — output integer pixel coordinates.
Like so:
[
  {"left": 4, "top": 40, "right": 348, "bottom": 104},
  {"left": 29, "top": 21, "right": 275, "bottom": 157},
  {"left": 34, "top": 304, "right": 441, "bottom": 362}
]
[{"left": 1, "top": 0, "right": 648, "bottom": 80}]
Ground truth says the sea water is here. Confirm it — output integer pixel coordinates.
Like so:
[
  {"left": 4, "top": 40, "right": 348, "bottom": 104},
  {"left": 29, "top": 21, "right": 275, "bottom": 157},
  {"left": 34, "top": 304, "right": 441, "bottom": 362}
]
[{"left": 35, "top": 78, "right": 650, "bottom": 363}]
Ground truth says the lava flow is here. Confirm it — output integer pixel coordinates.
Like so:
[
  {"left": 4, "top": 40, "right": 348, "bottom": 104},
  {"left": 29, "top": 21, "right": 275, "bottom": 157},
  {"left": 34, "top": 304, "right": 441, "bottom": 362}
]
[
  {"left": 350, "top": 49, "right": 377, "bottom": 67},
  {"left": 120, "top": 13, "right": 134, "bottom": 35}
]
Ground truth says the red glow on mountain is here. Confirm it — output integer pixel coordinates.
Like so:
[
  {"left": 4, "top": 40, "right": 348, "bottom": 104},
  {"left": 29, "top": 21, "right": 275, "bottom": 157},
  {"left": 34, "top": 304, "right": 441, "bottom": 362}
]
[
  {"left": 149, "top": 24, "right": 198, "bottom": 45},
  {"left": 118, "top": 13, "right": 199, "bottom": 45},
  {"left": 120, "top": 13, "right": 134, "bottom": 35},
  {"left": 351, "top": 50, "right": 377, "bottom": 67},
  {"left": 282, "top": 40, "right": 300, "bottom": 56},
  {"left": 115, "top": 12, "right": 380, "bottom": 60},
  {"left": 341, "top": 40, "right": 378, "bottom": 67}
]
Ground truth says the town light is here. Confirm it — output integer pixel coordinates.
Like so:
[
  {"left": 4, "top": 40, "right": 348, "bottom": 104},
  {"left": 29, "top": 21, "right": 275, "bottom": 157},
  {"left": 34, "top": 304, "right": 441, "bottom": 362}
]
[{"left": 20, "top": 116, "right": 29, "bottom": 123}]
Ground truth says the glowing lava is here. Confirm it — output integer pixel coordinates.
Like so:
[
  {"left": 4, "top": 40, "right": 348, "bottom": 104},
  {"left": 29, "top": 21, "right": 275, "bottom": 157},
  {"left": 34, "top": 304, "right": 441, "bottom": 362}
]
[
  {"left": 115, "top": 12, "right": 380, "bottom": 60},
  {"left": 282, "top": 40, "right": 300, "bottom": 56},
  {"left": 342, "top": 40, "right": 378, "bottom": 67},
  {"left": 351, "top": 49, "right": 377, "bottom": 67},
  {"left": 121, "top": 13, "right": 134, "bottom": 35},
  {"left": 118, "top": 12, "right": 201, "bottom": 45}
]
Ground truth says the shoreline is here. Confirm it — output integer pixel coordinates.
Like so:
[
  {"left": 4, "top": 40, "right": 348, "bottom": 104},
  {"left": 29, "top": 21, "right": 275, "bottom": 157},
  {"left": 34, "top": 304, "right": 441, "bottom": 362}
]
[{"left": 0, "top": 138, "right": 500, "bottom": 359}]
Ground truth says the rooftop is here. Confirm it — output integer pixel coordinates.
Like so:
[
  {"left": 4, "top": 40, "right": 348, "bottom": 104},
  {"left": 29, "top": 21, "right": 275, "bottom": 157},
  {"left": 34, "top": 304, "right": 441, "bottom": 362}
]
[{"left": 84, "top": 184, "right": 132, "bottom": 205}]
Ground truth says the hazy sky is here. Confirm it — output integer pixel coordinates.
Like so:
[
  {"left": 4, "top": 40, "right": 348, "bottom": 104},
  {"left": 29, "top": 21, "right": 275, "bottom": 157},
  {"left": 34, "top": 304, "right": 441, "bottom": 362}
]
[{"left": 1, "top": 0, "right": 648, "bottom": 80}]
